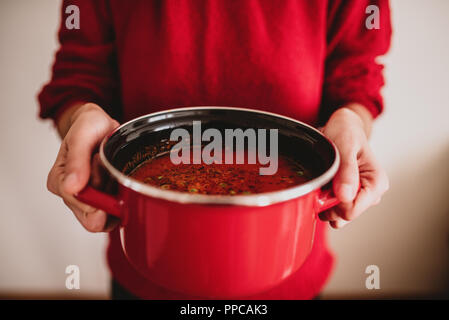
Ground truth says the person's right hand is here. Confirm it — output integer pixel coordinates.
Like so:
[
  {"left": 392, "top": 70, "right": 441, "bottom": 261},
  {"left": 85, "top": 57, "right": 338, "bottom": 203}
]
[{"left": 47, "top": 103, "right": 120, "bottom": 232}]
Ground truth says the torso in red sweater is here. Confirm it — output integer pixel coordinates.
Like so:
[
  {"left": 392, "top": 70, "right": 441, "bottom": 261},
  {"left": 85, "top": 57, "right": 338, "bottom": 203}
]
[{"left": 39, "top": 0, "right": 391, "bottom": 299}]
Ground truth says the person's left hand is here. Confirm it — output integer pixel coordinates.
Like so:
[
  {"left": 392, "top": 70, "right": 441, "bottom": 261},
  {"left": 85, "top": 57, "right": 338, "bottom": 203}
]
[{"left": 319, "top": 107, "right": 389, "bottom": 228}]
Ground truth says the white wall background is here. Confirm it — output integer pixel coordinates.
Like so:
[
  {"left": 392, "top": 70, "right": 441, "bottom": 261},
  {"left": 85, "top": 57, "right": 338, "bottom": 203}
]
[
  {"left": 0, "top": 0, "right": 110, "bottom": 297},
  {"left": 0, "top": 0, "right": 448, "bottom": 298}
]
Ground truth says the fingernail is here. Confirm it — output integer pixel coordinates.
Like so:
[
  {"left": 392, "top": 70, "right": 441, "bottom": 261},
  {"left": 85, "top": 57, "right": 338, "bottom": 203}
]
[
  {"left": 340, "top": 184, "right": 355, "bottom": 201},
  {"left": 336, "top": 219, "right": 350, "bottom": 228}
]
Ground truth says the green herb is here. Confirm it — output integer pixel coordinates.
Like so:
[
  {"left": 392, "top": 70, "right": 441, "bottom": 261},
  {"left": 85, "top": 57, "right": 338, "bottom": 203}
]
[
  {"left": 229, "top": 190, "right": 236, "bottom": 195},
  {"left": 189, "top": 188, "right": 198, "bottom": 193},
  {"left": 144, "top": 177, "right": 153, "bottom": 183},
  {"left": 296, "top": 170, "right": 304, "bottom": 176}
]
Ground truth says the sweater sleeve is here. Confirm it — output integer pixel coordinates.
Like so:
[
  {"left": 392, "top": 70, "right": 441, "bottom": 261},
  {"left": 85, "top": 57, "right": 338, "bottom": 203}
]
[
  {"left": 320, "top": 0, "right": 392, "bottom": 122},
  {"left": 38, "top": 0, "right": 121, "bottom": 123}
]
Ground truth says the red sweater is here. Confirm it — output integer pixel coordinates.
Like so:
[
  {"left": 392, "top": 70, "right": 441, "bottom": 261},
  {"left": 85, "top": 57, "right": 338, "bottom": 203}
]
[{"left": 39, "top": 0, "right": 391, "bottom": 299}]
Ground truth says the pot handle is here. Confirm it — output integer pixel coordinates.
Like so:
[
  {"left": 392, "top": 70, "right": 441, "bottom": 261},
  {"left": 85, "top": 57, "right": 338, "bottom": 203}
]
[
  {"left": 315, "top": 182, "right": 361, "bottom": 213},
  {"left": 75, "top": 186, "right": 122, "bottom": 218},
  {"left": 315, "top": 186, "right": 340, "bottom": 213}
]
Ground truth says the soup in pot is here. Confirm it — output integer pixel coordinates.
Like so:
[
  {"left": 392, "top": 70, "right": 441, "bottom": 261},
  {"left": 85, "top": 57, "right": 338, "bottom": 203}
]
[{"left": 129, "top": 150, "right": 311, "bottom": 195}]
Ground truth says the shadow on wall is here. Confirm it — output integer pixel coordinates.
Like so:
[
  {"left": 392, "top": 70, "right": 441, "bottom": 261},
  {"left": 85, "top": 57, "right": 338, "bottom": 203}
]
[
  {"left": 324, "top": 143, "right": 449, "bottom": 299},
  {"left": 384, "top": 144, "right": 449, "bottom": 298}
]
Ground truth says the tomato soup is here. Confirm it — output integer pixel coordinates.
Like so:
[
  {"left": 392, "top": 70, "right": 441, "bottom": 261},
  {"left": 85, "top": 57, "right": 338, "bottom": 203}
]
[{"left": 129, "top": 151, "right": 311, "bottom": 195}]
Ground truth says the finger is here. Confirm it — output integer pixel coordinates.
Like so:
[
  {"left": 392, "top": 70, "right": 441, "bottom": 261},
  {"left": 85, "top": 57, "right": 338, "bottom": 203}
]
[
  {"left": 342, "top": 187, "right": 376, "bottom": 221},
  {"left": 340, "top": 185, "right": 384, "bottom": 221},
  {"left": 63, "top": 194, "right": 98, "bottom": 215},
  {"left": 62, "top": 116, "right": 118, "bottom": 195},
  {"left": 47, "top": 144, "right": 98, "bottom": 214},
  {"left": 333, "top": 146, "right": 360, "bottom": 203},
  {"left": 341, "top": 164, "right": 389, "bottom": 221},
  {"left": 83, "top": 209, "right": 109, "bottom": 233},
  {"left": 47, "top": 141, "right": 70, "bottom": 195},
  {"left": 318, "top": 209, "right": 340, "bottom": 222},
  {"left": 344, "top": 174, "right": 388, "bottom": 220},
  {"left": 330, "top": 218, "right": 350, "bottom": 229},
  {"left": 64, "top": 199, "right": 89, "bottom": 224},
  {"left": 64, "top": 200, "right": 108, "bottom": 233},
  {"left": 51, "top": 163, "right": 100, "bottom": 215},
  {"left": 90, "top": 153, "right": 105, "bottom": 188}
]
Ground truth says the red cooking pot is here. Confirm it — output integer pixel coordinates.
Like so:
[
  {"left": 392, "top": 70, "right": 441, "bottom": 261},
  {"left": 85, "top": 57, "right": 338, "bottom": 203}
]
[{"left": 76, "top": 106, "right": 340, "bottom": 298}]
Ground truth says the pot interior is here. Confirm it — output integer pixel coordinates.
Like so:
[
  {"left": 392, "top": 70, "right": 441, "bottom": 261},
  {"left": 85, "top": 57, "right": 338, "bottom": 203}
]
[{"left": 102, "top": 108, "right": 336, "bottom": 185}]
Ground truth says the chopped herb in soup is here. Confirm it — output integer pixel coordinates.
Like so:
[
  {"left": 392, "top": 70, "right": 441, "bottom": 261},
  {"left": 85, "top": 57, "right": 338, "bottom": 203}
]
[{"left": 129, "top": 151, "right": 311, "bottom": 195}]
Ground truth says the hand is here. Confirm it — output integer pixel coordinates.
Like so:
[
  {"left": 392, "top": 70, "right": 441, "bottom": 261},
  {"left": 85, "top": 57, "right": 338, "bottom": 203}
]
[
  {"left": 319, "top": 107, "right": 389, "bottom": 228},
  {"left": 47, "top": 103, "right": 120, "bottom": 232}
]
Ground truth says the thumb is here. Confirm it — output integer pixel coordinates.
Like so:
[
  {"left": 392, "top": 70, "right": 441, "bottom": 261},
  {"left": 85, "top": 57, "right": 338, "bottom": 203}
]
[
  {"left": 333, "top": 147, "right": 359, "bottom": 203},
  {"left": 62, "top": 116, "right": 118, "bottom": 195}
]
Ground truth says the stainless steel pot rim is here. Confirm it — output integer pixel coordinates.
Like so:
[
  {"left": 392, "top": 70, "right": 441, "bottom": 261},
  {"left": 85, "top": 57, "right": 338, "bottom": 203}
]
[{"left": 99, "top": 106, "right": 340, "bottom": 207}]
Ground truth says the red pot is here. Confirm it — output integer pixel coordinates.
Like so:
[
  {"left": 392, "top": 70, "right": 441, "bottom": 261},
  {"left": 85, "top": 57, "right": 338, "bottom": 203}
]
[{"left": 76, "top": 106, "right": 340, "bottom": 298}]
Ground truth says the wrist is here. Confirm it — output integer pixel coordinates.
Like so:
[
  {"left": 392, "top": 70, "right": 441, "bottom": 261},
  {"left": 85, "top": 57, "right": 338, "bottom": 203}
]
[
  {"left": 56, "top": 102, "right": 104, "bottom": 138},
  {"left": 342, "top": 103, "right": 373, "bottom": 137},
  {"left": 336, "top": 103, "right": 374, "bottom": 137},
  {"left": 55, "top": 102, "right": 86, "bottom": 138}
]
